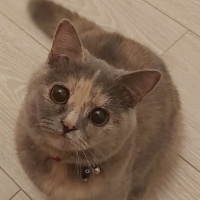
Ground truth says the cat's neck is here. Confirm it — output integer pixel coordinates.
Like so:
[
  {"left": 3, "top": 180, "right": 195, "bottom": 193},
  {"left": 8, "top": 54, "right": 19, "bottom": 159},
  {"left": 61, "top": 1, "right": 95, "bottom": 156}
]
[
  {"left": 49, "top": 155, "right": 101, "bottom": 181},
  {"left": 45, "top": 133, "right": 135, "bottom": 181}
]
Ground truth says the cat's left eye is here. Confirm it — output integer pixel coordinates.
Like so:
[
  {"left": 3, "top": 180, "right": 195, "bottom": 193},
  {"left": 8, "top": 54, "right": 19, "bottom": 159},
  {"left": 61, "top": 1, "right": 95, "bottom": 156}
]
[
  {"left": 89, "top": 108, "right": 109, "bottom": 126},
  {"left": 50, "top": 85, "right": 69, "bottom": 104}
]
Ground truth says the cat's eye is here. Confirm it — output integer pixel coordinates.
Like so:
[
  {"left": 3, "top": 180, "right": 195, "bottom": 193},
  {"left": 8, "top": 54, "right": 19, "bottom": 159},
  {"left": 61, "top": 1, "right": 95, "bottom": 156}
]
[
  {"left": 50, "top": 85, "right": 69, "bottom": 104},
  {"left": 89, "top": 108, "right": 109, "bottom": 126}
]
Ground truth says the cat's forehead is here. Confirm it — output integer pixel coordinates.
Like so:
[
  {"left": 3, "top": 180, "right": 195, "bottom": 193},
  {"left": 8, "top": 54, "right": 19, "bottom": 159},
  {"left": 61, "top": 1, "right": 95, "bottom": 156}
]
[
  {"left": 67, "top": 70, "right": 109, "bottom": 108},
  {"left": 43, "top": 58, "right": 122, "bottom": 109},
  {"left": 67, "top": 69, "right": 100, "bottom": 90}
]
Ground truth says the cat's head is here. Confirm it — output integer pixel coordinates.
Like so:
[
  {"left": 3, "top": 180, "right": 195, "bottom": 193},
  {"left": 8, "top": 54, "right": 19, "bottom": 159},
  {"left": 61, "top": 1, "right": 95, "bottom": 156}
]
[{"left": 25, "top": 20, "right": 161, "bottom": 162}]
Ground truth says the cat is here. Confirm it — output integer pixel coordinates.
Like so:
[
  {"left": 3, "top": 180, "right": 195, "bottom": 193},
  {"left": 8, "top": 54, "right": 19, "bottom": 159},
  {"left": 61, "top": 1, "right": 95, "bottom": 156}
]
[{"left": 15, "top": 0, "right": 182, "bottom": 200}]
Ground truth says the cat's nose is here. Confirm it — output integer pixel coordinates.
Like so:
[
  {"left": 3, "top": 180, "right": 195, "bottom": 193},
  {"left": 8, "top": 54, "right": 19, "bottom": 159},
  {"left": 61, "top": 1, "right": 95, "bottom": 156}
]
[{"left": 61, "top": 120, "right": 77, "bottom": 134}]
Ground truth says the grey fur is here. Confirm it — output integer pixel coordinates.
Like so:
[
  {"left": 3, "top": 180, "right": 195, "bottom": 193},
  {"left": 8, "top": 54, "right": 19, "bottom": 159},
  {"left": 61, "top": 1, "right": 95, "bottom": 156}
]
[{"left": 15, "top": 1, "right": 182, "bottom": 200}]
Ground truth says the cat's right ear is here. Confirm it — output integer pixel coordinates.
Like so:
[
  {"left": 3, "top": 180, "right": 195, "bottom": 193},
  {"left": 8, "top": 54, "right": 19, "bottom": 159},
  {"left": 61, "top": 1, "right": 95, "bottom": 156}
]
[{"left": 48, "top": 19, "right": 84, "bottom": 64}]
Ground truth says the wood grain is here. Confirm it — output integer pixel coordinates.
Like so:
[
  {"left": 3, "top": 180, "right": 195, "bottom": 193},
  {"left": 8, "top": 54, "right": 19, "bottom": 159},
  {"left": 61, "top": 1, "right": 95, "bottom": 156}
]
[
  {"left": 0, "top": 13, "right": 47, "bottom": 110},
  {"left": 57, "top": 0, "right": 187, "bottom": 54},
  {"left": 152, "top": 157, "right": 200, "bottom": 200},
  {"left": 0, "top": 168, "right": 19, "bottom": 200},
  {"left": 145, "top": 0, "right": 200, "bottom": 36},
  {"left": 0, "top": 107, "right": 45, "bottom": 200},
  {"left": 0, "top": 0, "right": 186, "bottom": 54},
  {"left": 11, "top": 191, "right": 31, "bottom": 200},
  {"left": 0, "top": 13, "right": 46, "bottom": 200},
  {"left": 162, "top": 31, "right": 200, "bottom": 171}
]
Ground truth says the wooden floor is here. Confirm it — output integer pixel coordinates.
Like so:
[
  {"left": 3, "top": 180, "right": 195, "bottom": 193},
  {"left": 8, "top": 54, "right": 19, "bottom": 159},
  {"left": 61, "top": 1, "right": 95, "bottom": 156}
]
[{"left": 0, "top": 0, "right": 200, "bottom": 199}]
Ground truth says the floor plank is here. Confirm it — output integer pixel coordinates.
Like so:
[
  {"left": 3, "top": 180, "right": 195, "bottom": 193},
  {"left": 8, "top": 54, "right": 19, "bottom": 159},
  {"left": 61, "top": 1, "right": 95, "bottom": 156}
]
[
  {"left": 0, "top": 168, "right": 19, "bottom": 200},
  {"left": 0, "top": 13, "right": 47, "bottom": 110},
  {"left": 0, "top": 108, "right": 45, "bottom": 200},
  {"left": 151, "top": 157, "right": 200, "bottom": 200},
  {"left": 11, "top": 191, "right": 31, "bottom": 200},
  {"left": 146, "top": 0, "right": 200, "bottom": 36},
  {"left": 0, "top": 0, "right": 186, "bottom": 54},
  {"left": 0, "top": 13, "right": 46, "bottom": 200},
  {"left": 162, "top": 31, "right": 200, "bottom": 171}
]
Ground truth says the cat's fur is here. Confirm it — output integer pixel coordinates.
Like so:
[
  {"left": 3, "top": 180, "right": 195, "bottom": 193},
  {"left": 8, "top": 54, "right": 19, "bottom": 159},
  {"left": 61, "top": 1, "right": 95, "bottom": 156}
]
[{"left": 15, "top": 0, "right": 182, "bottom": 200}]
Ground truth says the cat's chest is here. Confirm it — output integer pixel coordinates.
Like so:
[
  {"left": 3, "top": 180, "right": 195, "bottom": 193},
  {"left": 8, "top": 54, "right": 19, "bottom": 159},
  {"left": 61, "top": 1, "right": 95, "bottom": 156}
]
[
  {"left": 43, "top": 162, "right": 105, "bottom": 200},
  {"left": 38, "top": 152, "right": 132, "bottom": 200}
]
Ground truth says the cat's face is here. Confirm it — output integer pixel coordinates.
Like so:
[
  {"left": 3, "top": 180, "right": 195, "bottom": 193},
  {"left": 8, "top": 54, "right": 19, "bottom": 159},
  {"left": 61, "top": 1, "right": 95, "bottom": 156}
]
[
  {"left": 27, "top": 57, "right": 134, "bottom": 153},
  {"left": 24, "top": 20, "right": 160, "bottom": 162}
]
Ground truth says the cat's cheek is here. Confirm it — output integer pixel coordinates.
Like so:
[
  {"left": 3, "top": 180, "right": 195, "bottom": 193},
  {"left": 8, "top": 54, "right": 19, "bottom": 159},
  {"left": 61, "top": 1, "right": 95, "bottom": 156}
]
[{"left": 87, "top": 122, "right": 118, "bottom": 145}]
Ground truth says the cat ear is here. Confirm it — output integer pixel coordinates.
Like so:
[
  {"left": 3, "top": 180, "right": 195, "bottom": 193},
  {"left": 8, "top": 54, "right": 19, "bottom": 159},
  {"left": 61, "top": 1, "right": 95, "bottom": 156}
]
[
  {"left": 48, "top": 19, "right": 84, "bottom": 64},
  {"left": 117, "top": 70, "right": 161, "bottom": 106}
]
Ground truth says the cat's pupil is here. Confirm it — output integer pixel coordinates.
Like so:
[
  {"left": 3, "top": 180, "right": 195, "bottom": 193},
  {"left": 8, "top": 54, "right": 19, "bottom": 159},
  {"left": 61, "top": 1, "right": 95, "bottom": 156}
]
[
  {"left": 90, "top": 108, "right": 109, "bottom": 126},
  {"left": 50, "top": 85, "right": 69, "bottom": 104}
]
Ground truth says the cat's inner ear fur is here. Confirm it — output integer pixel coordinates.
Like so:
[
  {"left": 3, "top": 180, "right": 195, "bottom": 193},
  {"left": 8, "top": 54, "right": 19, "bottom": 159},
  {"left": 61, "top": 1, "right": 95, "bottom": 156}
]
[
  {"left": 117, "top": 70, "right": 161, "bottom": 106},
  {"left": 48, "top": 19, "right": 84, "bottom": 64}
]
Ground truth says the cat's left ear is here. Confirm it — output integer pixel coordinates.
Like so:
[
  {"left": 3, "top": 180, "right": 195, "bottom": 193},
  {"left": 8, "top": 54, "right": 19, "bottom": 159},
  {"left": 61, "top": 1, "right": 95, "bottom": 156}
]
[
  {"left": 117, "top": 70, "right": 161, "bottom": 106},
  {"left": 48, "top": 19, "right": 84, "bottom": 64}
]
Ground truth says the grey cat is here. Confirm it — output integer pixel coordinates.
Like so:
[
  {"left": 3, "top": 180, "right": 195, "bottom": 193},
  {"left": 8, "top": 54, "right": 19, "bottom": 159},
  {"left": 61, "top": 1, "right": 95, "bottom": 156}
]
[{"left": 15, "top": 0, "right": 182, "bottom": 200}]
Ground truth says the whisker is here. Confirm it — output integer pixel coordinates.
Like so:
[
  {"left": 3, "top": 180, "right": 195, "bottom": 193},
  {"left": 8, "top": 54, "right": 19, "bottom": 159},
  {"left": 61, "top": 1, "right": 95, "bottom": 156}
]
[
  {"left": 78, "top": 138, "right": 96, "bottom": 166},
  {"left": 75, "top": 151, "right": 79, "bottom": 180},
  {"left": 78, "top": 138, "right": 97, "bottom": 180},
  {"left": 40, "top": 121, "right": 54, "bottom": 125},
  {"left": 78, "top": 138, "right": 114, "bottom": 181},
  {"left": 78, "top": 148, "right": 82, "bottom": 181},
  {"left": 81, "top": 149, "right": 92, "bottom": 169}
]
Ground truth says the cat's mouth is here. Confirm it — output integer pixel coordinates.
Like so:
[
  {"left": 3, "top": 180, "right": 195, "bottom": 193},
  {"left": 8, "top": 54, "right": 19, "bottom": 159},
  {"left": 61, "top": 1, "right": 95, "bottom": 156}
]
[{"left": 45, "top": 129, "right": 90, "bottom": 152}]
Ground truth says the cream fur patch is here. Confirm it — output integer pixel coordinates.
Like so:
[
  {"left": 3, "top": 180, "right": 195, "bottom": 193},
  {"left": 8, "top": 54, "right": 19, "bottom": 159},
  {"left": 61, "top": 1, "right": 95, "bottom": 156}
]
[{"left": 63, "top": 70, "right": 108, "bottom": 125}]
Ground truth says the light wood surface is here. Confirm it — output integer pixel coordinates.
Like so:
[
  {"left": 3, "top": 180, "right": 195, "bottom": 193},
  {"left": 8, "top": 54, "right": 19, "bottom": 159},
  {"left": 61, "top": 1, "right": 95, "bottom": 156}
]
[
  {"left": 0, "top": 168, "right": 19, "bottom": 200},
  {"left": 154, "top": 157, "right": 200, "bottom": 200},
  {"left": 0, "top": 13, "right": 46, "bottom": 200},
  {"left": 0, "top": 0, "right": 199, "bottom": 199},
  {"left": 162, "top": 31, "right": 200, "bottom": 171},
  {"left": 145, "top": 0, "right": 200, "bottom": 36},
  {"left": 0, "top": 0, "right": 186, "bottom": 54},
  {"left": 11, "top": 191, "right": 31, "bottom": 200}
]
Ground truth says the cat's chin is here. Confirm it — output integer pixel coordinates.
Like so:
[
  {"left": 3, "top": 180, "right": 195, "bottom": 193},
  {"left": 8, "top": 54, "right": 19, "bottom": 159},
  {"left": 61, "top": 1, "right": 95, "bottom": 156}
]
[{"left": 45, "top": 131, "right": 90, "bottom": 152}]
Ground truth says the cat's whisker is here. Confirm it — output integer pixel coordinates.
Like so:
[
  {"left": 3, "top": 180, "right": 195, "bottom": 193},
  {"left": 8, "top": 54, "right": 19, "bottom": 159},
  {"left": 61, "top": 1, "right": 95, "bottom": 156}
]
[
  {"left": 77, "top": 147, "right": 82, "bottom": 181},
  {"left": 85, "top": 151, "right": 96, "bottom": 180},
  {"left": 74, "top": 151, "right": 77, "bottom": 178},
  {"left": 80, "top": 147, "right": 94, "bottom": 180},
  {"left": 78, "top": 138, "right": 109, "bottom": 177},
  {"left": 40, "top": 120, "right": 54, "bottom": 125},
  {"left": 78, "top": 139, "right": 98, "bottom": 180},
  {"left": 77, "top": 151, "right": 81, "bottom": 180},
  {"left": 78, "top": 137, "right": 90, "bottom": 150},
  {"left": 84, "top": 147, "right": 105, "bottom": 179},
  {"left": 78, "top": 138, "right": 106, "bottom": 174},
  {"left": 80, "top": 148, "right": 92, "bottom": 169},
  {"left": 83, "top": 144, "right": 113, "bottom": 177}
]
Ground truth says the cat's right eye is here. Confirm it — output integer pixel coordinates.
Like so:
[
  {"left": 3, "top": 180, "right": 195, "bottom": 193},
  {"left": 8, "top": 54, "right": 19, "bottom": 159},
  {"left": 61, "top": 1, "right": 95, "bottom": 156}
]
[{"left": 50, "top": 85, "right": 70, "bottom": 104}]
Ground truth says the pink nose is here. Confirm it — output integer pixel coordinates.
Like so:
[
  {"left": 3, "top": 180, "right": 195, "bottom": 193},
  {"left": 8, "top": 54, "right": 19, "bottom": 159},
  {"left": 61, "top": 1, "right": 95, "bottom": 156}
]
[
  {"left": 62, "top": 120, "right": 74, "bottom": 130},
  {"left": 61, "top": 120, "right": 77, "bottom": 134}
]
